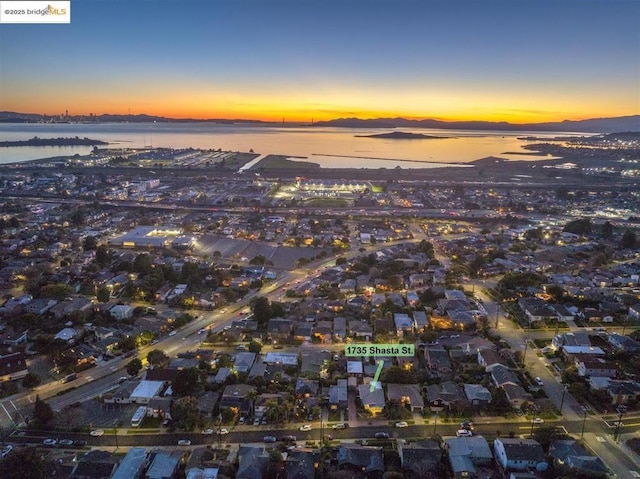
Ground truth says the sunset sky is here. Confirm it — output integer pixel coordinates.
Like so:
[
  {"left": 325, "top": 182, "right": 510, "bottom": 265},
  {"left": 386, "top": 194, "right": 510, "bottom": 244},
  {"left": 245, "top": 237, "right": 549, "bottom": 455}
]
[{"left": 1, "top": 0, "right": 638, "bottom": 123}]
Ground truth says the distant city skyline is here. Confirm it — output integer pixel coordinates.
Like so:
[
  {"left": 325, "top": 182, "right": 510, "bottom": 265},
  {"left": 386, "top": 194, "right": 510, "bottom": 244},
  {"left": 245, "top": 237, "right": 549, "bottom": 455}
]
[{"left": 1, "top": 0, "right": 638, "bottom": 123}]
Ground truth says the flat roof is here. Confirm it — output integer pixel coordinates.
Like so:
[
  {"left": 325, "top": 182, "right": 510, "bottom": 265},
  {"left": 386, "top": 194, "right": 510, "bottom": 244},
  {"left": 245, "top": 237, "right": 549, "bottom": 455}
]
[{"left": 130, "top": 380, "right": 164, "bottom": 399}]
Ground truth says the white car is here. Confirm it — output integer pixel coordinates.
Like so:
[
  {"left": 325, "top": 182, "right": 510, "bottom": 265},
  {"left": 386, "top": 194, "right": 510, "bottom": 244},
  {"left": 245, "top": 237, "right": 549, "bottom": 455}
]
[
  {"left": 168, "top": 331, "right": 177, "bottom": 336},
  {"left": 332, "top": 423, "right": 347, "bottom": 430},
  {"left": 90, "top": 429, "right": 104, "bottom": 437},
  {"left": 299, "top": 424, "right": 312, "bottom": 431},
  {"left": 1, "top": 445, "right": 13, "bottom": 457},
  {"left": 395, "top": 421, "right": 408, "bottom": 428},
  {"left": 218, "top": 428, "right": 229, "bottom": 435},
  {"left": 201, "top": 429, "right": 214, "bottom": 435},
  {"left": 456, "top": 429, "right": 473, "bottom": 437},
  {"left": 534, "top": 377, "right": 544, "bottom": 386},
  {"left": 533, "top": 417, "right": 544, "bottom": 424},
  {"left": 177, "top": 439, "right": 192, "bottom": 446},
  {"left": 43, "top": 438, "right": 57, "bottom": 446}
]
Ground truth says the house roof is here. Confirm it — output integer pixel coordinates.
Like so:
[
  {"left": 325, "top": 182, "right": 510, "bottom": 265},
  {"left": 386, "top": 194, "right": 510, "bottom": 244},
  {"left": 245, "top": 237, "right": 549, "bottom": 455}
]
[
  {"left": 496, "top": 438, "right": 545, "bottom": 463},
  {"left": 337, "top": 444, "right": 384, "bottom": 472},
  {"left": 0, "top": 352, "right": 27, "bottom": 377},
  {"left": 491, "top": 365, "right": 520, "bottom": 386}
]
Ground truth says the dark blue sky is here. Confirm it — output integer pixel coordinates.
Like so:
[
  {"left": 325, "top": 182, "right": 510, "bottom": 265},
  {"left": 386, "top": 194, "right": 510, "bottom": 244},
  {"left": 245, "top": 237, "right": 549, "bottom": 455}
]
[{"left": 1, "top": 0, "right": 638, "bottom": 121}]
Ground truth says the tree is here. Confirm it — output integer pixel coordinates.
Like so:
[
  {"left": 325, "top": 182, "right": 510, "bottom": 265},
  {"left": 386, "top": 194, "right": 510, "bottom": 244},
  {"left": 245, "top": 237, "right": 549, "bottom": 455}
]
[
  {"left": 22, "top": 373, "right": 40, "bottom": 389},
  {"left": 171, "top": 396, "right": 200, "bottom": 431},
  {"left": 621, "top": 229, "right": 637, "bottom": 249},
  {"left": 32, "top": 395, "right": 54, "bottom": 428},
  {"left": 119, "top": 336, "right": 136, "bottom": 353},
  {"left": 252, "top": 296, "right": 272, "bottom": 326},
  {"left": 147, "top": 349, "right": 169, "bottom": 368},
  {"left": 0, "top": 446, "right": 48, "bottom": 479},
  {"left": 96, "top": 287, "right": 111, "bottom": 303},
  {"left": 39, "top": 283, "right": 73, "bottom": 301},
  {"left": 95, "top": 245, "right": 111, "bottom": 267},
  {"left": 82, "top": 235, "right": 98, "bottom": 251},
  {"left": 133, "top": 253, "right": 153, "bottom": 274},
  {"left": 248, "top": 340, "right": 262, "bottom": 353},
  {"left": 601, "top": 221, "right": 613, "bottom": 239},
  {"left": 126, "top": 358, "right": 143, "bottom": 376},
  {"left": 172, "top": 367, "right": 202, "bottom": 397},
  {"left": 563, "top": 218, "right": 592, "bottom": 236}
]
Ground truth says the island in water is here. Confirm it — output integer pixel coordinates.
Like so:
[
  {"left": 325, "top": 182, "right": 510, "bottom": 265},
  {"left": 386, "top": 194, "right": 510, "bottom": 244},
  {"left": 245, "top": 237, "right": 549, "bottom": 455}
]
[
  {"left": 0, "top": 136, "right": 109, "bottom": 147},
  {"left": 355, "top": 131, "right": 448, "bottom": 140}
]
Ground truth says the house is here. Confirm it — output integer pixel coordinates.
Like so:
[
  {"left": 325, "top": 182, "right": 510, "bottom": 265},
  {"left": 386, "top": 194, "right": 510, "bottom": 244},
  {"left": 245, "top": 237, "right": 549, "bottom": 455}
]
[
  {"left": 23, "top": 298, "right": 57, "bottom": 316},
  {"left": 129, "top": 380, "right": 164, "bottom": 404},
  {"left": 386, "top": 383, "right": 424, "bottom": 412},
  {"left": 551, "top": 332, "right": 591, "bottom": 351},
  {"left": 464, "top": 384, "right": 492, "bottom": 407},
  {"left": 145, "top": 450, "right": 182, "bottom": 479},
  {"left": 493, "top": 438, "right": 547, "bottom": 472},
  {"left": 548, "top": 440, "right": 608, "bottom": 476},
  {"left": 358, "top": 383, "right": 385, "bottom": 416},
  {"left": 147, "top": 397, "right": 173, "bottom": 420},
  {"left": 236, "top": 446, "right": 269, "bottom": 479},
  {"left": 185, "top": 448, "right": 219, "bottom": 479},
  {"left": 393, "top": 313, "right": 414, "bottom": 337},
  {"left": 70, "top": 450, "right": 120, "bottom": 479},
  {"left": 425, "top": 381, "right": 463, "bottom": 410},
  {"left": 605, "top": 380, "right": 640, "bottom": 405},
  {"left": 477, "top": 349, "right": 506, "bottom": 372},
  {"left": 266, "top": 317, "right": 294, "bottom": 340},
  {"left": 502, "top": 383, "right": 533, "bottom": 410},
  {"left": 111, "top": 448, "right": 148, "bottom": 479},
  {"left": 329, "top": 379, "right": 348, "bottom": 410},
  {"left": 0, "top": 352, "right": 28, "bottom": 383},
  {"left": 295, "top": 378, "right": 319, "bottom": 398},
  {"left": 445, "top": 436, "right": 493, "bottom": 479},
  {"left": 608, "top": 333, "right": 640, "bottom": 353},
  {"left": 220, "top": 384, "right": 256, "bottom": 416},
  {"left": 574, "top": 355, "right": 617, "bottom": 378},
  {"left": 286, "top": 450, "right": 320, "bottom": 479},
  {"left": 397, "top": 440, "right": 441, "bottom": 476},
  {"left": 518, "top": 297, "right": 556, "bottom": 323},
  {"left": 232, "top": 352, "right": 256, "bottom": 374},
  {"left": 491, "top": 365, "right": 520, "bottom": 388},
  {"left": 348, "top": 320, "right": 373, "bottom": 340},
  {"left": 54, "top": 327, "right": 80, "bottom": 343},
  {"left": 333, "top": 317, "right": 347, "bottom": 341},
  {"left": 413, "top": 311, "right": 428, "bottom": 331},
  {"left": 337, "top": 443, "right": 384, "bottom": 476},
  {"left": 109, "top": 304, "right": 134, "bottom": 320},
  {"left": 197, "top": 391, "right": 220, "bottom": 418},
  {"left": 425, "top": 347, "right": 452, "bottom": 374},
  {"left": 49, "top": 297, "right": 93, "bottom": 319}
]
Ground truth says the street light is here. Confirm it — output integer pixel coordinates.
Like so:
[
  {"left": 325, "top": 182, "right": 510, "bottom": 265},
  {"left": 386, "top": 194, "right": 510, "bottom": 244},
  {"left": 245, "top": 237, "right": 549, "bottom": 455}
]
[
  {"left": 433, "top": 412, "right": 438, "bottom": 436},
  {"left": 581, "top": 410, "right": 587, "bottom": 438},
  {"left": 614, "top": 406, "right": 627, "bottom": 443},
  {"left": 559, "top": 386, "right": 567, "bottom": 414}
]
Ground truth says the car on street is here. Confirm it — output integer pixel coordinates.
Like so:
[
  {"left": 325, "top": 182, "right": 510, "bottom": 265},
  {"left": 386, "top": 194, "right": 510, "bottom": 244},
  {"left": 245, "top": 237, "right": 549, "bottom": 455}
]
[
  {"left": 460, "top": 420, "right": 474, "bottom": 430},
  {"left": 74, "top": 440, "right": 87, "bottom": 447},
  {"left": 374, "top": 432, "right": 390, "bottom": 439},
  {"left": 299, "top": 424, "right": 312, "bottom": 431},
  {"left": 533, "top": 417, "right": 544, "bottom": 424},
  {"left": 238, "top": 417, "right": 246, "bottom": 425},
  {"left": 218, "top": 428, "right": 229, "bottom": 435},
  {"left": 395, "top": 421, "right": 408, "bottom": 428},
  {"left": 58, "top": 439, "right": 74, "bottom": 446},
  {"left": 1, "top": 445, "right": 13, "bottom": 457},
  {"left": 168, "top": 330, "right": 177, "bottom": 336},
  {"left": 281, "top": 435, "right": 297, "bottom": 442},
  {"left": 177, "top": 439, "right": 192, "bottom": 446},
  {"left": 263, "top": 436, "right": 277, "bottom": 443},
  {"left": 332, "top": 423, "right": 347, "bottom": 429},
  {"left": 534, "top": 377, "right": 544, "bottom": 386},
  {"left": 456, "top": 429, "right": 473, "bottom": 437},
  {"left": 201, "top": 429, "right": 214, "bottom": 435},
  {"left": 90, "top": 430, "right": 104, "bottom": 437},
  {"left": 43, "top": 438, "right": 57, "bottom": 446}
]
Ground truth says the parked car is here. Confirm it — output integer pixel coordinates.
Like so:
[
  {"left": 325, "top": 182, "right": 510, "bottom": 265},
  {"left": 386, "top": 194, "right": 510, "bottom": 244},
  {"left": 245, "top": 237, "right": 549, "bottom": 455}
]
[
  {"left": 201, "top": 429, "right": 214, "bottom": 435},
  {"left": 263, "top": 436, "right": 277, "bottom": 443},
  {"left": 1, "top": 445, "right": 13, "bottom": 457},
  {"left": 456, "top": 429, "right": 473, "bottom": 437},
  {"left": 460, "top": 420, "right": 474, "bottom": 430},
  {"left": 218, "top": 428, "right": 229, "bottom": 435},
  {"left": 395, "top": 421, "right": 408, "bottom": 428},
  {"left": 533, "top": 417, "right": 544, "bottom": 424},
  {"left": 238, "top": 417, "right": 246, "bottom": 425},
  {"left": 332, "top": 423, "right": 347, "bottom": 430},
  {"left": 74, "top": 440, "right": 87, "bottom": 447},
  {"left": 177, "top": 439, "right": 192, "bottom": 446},
  {"left": 58, "top": 439, "right": 74, "bottom": 446},
  {"left": 374, "top": 432, "right": 390, "bottom": 439},
  {"left": 43, "top": 438, "right": 57, "bottom": 446},
  {"left": 90, "top": 430, "right": 104, "bottom": 437},
  {"left": 534, "top": 377, "right": 544, "bottom": 386},
  {"left": 299, "top": 424, "right": 312, "bottom": 431},
  {"left": 281, "top": 435, "right": 297, "bottom": 442},
  {"left": 168, "top": 330, "right": 177, "bottom": 336}
]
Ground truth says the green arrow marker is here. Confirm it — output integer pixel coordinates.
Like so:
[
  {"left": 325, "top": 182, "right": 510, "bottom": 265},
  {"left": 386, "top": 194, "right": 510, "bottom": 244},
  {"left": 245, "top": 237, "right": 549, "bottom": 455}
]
[{"left": 370, "top": 359, "right": 384, "bottom": 392}]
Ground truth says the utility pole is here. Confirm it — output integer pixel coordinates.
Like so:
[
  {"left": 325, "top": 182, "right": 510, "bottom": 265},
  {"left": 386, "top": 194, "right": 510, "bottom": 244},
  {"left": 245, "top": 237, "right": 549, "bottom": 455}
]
[
  {"left": 559, "top": 387, "right": 567, "bottom": 414},
  {"left": 433, "top": 412, "right": 438, "bottom": 436},
  {"left": 581, "top": 411, "right": 587, "bottom": 438},
  {"left": 521, "top": 339, "right": 529, "bottom": 368},
  {"left": 614, "top": 406, "right": 626, "bottom": 443}
]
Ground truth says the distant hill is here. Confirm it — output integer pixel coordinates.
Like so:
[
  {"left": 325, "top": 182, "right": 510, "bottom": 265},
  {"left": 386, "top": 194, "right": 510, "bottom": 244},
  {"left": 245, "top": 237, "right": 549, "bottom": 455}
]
[
  {"left": 355, "top": 131, "right": 447, "bottom": 139},
  {"left": 0, "top": 111, "right": 269, "bottom": 125},
  {"left": 313, "top": 115, "right": 640, "bottom": 133}
]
